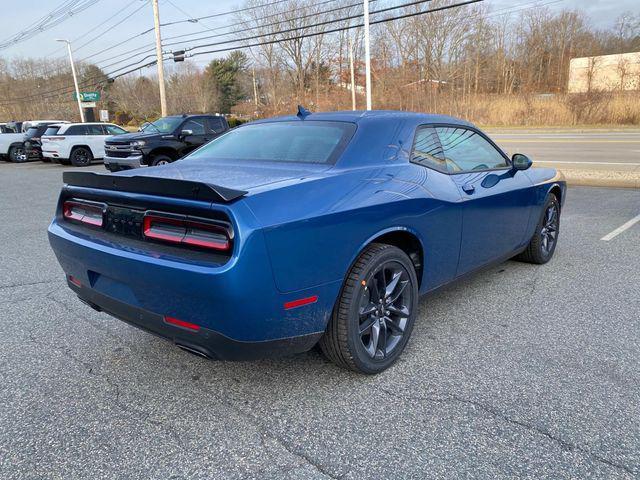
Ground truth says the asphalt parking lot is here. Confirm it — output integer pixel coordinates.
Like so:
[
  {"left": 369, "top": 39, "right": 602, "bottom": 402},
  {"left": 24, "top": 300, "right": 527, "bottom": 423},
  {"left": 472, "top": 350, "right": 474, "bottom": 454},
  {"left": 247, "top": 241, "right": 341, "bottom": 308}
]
[{"left": 1, "top": 161, "right": 639, "bottom": 479}]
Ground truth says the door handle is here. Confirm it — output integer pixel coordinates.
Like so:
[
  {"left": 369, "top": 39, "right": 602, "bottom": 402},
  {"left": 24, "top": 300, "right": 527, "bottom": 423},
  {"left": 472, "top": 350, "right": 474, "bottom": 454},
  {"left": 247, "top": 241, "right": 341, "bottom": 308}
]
[{"left": 462, "top": 183, "right": 475, "bottom": 194}]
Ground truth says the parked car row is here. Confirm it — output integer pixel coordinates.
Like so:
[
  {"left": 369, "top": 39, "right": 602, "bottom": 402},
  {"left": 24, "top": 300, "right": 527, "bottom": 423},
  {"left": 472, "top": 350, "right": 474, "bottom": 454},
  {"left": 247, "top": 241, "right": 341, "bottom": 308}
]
[{"left": 0, "top": 114, "right": 230, "bottom": 169}]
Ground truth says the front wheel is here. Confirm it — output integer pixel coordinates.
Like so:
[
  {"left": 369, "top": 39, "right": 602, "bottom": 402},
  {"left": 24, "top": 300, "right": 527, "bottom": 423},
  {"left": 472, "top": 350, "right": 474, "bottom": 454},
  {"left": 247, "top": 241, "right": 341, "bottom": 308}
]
[
  {"left": 9, "top": 145, "right": 27, "bottom": 163},
  {"left": 516, "top": 193, "right": 560, "bottom": 264},
  {"left": 319, "top": 243, "right": 418, "bottom": 374},
  {"left": 150, "top": 154, "right": 173, "bottom": 166}
]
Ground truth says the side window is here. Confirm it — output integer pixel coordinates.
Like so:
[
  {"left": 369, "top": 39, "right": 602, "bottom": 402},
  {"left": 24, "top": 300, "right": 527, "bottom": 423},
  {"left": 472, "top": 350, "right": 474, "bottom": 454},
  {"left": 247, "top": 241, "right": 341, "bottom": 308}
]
[
  {"left": 66, "top": 125, "right": 88, "bottom": 135},
  {"left": 436, "top": 127, "right": 508, "bottom": 172},
  {"left": 105, "top": 125, "right": 126, "bottom": 135},
  {"left": 207, "top": 117, "right": 225, "bottom": 133},
  {"left": 411, "top": 126, "right": 448, "bottom": 173},
  {"left": 182, "top": 119, "right": 206, "bottom": 135},
  {"left": 86, "top": 125, "right": 104, "bottom": 135}
]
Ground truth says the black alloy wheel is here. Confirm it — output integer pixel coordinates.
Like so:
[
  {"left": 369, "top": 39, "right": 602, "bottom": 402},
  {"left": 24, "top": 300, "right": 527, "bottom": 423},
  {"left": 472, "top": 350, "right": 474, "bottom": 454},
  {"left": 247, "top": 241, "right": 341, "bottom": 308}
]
[
  {"left": 358, "top": 262, "right": 413, "bottom": 360},
  {"left": 9, "top": 145, "right": 27, "bottom": 163},
  {"left": 516, "top": 193, "right": 561, "bottom": 264},
  {"left": 70, "top": 147, "right": 93, "bottom": 167},
  {"left": 320, "top": 243, "right": 418, "bottom": 374}
]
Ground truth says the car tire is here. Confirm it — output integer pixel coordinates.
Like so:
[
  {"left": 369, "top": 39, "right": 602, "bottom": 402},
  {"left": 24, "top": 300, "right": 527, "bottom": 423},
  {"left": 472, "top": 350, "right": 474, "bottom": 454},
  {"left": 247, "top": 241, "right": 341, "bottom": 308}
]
[
  {"left": 150, "top": 154, "right": 173, "bottom": 166},
  {"left": 70, "top": 147, "right": 93, "bottom": 167},
  {"left": 9, "top": 145, "right": 27, "bottom": 163},
  {"left": 319, "top": 243, "right": 419, "bottom": 374},
  {"left": 516, "top": 193, "right": 560, "bottom": 264},
  {"left": 105, "top": 164, "right": 122, "bottom": 172},
  {"left": 41, "top": 157, "right": 51, "bottom": 163}
]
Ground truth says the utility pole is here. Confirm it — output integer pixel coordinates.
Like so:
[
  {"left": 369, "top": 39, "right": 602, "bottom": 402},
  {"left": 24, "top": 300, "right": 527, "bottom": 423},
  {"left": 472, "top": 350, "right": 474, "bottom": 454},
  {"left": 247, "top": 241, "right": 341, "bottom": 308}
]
[
  {"left": 56, "top": 39, "right": 85, "bottom": 122},
  {"left": 151, "top": 0, "right": 167, "bottom": 116},
  {"left": 363, "top": 0, "right": 372, "bottom": 110},
  {"left": 252, "top": 68, "right": 259, "bottom": 108},
  {"left": 348, "top": 37, "right": 356, "bottom": 111}
]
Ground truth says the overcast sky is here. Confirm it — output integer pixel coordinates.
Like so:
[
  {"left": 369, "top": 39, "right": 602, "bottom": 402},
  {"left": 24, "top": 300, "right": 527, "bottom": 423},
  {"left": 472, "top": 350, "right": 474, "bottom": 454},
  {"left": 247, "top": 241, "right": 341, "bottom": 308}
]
[{"left": 0, "top": 0, "right": 638, "bottom": 70}]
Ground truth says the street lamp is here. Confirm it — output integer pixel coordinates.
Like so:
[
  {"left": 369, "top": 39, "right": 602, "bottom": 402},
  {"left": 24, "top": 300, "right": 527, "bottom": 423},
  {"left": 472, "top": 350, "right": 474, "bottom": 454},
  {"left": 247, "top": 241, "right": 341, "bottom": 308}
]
[{"left": 56, "top": 39, "right": 85, "bottom": 122}]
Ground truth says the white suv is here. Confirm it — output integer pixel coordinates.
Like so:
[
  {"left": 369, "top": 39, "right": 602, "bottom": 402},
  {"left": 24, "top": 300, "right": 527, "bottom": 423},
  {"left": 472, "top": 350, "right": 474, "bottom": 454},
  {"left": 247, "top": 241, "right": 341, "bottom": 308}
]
[{"left": 41, "top": 122, "right": 127, "bottom": 166}]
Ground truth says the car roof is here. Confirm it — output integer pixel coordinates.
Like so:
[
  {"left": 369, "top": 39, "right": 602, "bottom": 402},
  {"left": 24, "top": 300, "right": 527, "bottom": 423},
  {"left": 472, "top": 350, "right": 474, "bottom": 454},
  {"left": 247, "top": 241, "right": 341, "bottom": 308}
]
[{"left": 250, "top": 110, "right": 474, "bottom": 128}]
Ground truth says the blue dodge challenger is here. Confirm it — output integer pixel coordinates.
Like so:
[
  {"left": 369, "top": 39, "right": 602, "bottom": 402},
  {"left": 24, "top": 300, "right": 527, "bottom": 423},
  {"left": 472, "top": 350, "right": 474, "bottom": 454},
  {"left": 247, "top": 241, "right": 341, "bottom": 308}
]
[{"left": 48, "top": 109, "right": 565, "bottom": 374}]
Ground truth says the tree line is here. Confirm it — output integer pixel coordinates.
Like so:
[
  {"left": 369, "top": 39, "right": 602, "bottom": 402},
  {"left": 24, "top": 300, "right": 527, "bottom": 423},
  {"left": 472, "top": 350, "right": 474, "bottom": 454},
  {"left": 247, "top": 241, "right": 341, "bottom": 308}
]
[{"left": 0, "top": 1, "right": 639, "bottom": 126}]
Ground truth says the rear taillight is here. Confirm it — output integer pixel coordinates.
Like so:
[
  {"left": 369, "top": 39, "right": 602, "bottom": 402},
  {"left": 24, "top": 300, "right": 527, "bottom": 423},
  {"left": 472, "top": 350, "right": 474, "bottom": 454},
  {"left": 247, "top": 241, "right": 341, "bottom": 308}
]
[
  {"left": 142, "top": 213, "right": 231, "bottom": 251},
  {"left": 63, "top": 200, "right": 105, "bottom": 227}
]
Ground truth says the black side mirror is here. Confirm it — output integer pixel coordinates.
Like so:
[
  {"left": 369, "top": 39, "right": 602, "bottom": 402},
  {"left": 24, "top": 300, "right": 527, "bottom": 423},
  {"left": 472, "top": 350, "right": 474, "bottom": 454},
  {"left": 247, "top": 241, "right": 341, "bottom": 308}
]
[{"left": 511, "top": 153, "right": 532, "bottom": 171}]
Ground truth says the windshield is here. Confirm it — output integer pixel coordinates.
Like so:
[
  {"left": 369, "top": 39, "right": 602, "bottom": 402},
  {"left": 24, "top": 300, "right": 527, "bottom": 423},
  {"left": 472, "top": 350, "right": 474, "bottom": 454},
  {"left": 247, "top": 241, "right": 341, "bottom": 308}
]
[
  {"left": 141, "top": 117, "right": 183, "bottom": 134},
  {"left": 187, "top": 121, "right": 356, "bottom": 164},
  {"left": 44, "top": 126, "right": 61, "bottom": 136}
]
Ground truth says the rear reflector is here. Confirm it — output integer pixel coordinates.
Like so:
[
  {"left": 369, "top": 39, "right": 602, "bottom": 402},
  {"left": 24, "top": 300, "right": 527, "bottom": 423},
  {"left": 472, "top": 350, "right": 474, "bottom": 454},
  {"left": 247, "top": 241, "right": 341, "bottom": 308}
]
[
  {"left": 63, "top": 200, "right": 105, "bottom": 227},
  {"left": 284, "top": 295, "right": 318, "bottom": 310},
  {"left": 143, "top": 214, "right": 230, "bottom": 251},
  {"left": 164, "top": 316, "right": 201, "bottom": 332},
  {"left": 68, "top": 275, "right": 82, "bottom": 287}
]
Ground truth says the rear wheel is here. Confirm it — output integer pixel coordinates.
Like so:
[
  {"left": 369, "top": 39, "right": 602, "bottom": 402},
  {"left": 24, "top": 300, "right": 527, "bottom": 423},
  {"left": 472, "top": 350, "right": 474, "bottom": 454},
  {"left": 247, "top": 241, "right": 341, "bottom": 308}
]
[
  {"left": 9, "top": 145, "right": 27, "bottom": 163},
  {"left": 150, "top": 154, "right": 173, "bottom": 166},
  {"left": 516, "top": 193, "right": 560, "bottom": 264},
  {"left": 70, "top": 147, "right": 93, "bottom": 167},
  {"left": 319, "top": 243, "right": 418, "bottom": 374}
]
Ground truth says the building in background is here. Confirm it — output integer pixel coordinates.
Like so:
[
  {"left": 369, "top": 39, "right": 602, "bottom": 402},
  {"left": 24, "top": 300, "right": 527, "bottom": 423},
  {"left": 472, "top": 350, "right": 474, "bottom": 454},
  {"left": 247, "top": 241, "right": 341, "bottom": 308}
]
[{"left": 568, "top": 52, "right": 640, "bottom": 93}]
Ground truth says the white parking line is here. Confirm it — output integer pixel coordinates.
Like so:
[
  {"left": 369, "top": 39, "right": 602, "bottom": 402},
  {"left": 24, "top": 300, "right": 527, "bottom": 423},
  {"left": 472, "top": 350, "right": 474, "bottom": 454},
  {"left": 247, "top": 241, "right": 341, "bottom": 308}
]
[{"left": 601, "top": 214, "right": 640, "bottom": 241}]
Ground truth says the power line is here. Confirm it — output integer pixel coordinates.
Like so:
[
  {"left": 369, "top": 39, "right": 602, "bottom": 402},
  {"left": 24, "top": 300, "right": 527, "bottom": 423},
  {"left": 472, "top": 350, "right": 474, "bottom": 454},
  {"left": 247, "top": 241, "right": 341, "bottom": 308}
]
[
  {"left": 43, "top": 0, "right": 140, "bottom": 57},
  {"left": 0, "top": 0, "right": 102, "bottom": 51}
]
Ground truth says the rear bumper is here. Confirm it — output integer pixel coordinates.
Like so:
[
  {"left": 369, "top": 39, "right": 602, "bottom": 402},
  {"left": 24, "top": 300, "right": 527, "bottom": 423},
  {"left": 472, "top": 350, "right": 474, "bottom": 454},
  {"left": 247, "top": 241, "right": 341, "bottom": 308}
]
[
  {"left": 104, "top": 155, "right": 145, "bottom": 169},
  {"left": 71, "top": 279, "right": 322, "bottom": 360},
  {"left": 48, "top": 218, "right": 339, "bottom": 358}
]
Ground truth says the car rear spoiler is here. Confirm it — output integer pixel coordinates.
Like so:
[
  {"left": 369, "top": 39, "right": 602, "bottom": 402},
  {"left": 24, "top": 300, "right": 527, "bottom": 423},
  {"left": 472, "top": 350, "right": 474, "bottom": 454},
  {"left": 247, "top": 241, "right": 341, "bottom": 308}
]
[{"left": 62, "top": 171, "right": 247, "bottom": 203}]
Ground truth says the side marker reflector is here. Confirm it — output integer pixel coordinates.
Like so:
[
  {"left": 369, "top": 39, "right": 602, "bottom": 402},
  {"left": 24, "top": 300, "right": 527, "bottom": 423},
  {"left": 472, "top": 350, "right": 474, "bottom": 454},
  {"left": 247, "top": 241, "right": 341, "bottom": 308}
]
[
  {"left": 68, "top": 275, "right": 82, "bottom": 287},
  {"left": 284, "top": 295, "right": 318, "bottom": 310},
  {"left": 164, "top": 316, "right": 201, "bottom": 332}
]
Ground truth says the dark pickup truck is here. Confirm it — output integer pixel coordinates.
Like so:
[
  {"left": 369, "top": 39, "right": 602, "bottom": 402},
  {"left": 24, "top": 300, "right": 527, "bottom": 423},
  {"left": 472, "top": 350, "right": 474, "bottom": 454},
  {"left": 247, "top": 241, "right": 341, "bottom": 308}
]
[{"left": 103, "top": 114, "right": 229, "bottom": 171}]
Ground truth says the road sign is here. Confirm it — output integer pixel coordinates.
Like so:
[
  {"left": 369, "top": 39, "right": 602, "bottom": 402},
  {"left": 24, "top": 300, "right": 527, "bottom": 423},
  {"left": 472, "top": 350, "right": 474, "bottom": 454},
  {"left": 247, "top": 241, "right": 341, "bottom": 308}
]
[
  {"left": 80, "top": 101, "right": 96, "bottom": 108},
  {"left": 72, "top": 91, "right": 100, "bottom": 102},
  {"left": 99, "top": 110, "right": 109, "bottom": 122}
]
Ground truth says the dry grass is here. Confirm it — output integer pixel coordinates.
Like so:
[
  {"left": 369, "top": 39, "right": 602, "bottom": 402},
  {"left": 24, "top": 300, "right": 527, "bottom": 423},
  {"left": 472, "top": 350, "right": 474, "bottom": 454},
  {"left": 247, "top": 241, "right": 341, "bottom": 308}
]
[{"left": 282, "top": 89, "right": 640, "bottom": 127}]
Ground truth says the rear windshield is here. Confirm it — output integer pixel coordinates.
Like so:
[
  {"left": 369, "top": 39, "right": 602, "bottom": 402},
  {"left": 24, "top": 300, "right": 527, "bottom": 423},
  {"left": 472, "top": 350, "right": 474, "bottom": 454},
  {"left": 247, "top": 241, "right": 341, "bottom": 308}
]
[
  {"left": 44, "top": 126, "right": 61, "bottom": 136},
  {"left": 187, "top": 121, "right": 356, "bottom": 164},
  {"left": 24, "top": 127, "right": 39, "bottom": 138}
]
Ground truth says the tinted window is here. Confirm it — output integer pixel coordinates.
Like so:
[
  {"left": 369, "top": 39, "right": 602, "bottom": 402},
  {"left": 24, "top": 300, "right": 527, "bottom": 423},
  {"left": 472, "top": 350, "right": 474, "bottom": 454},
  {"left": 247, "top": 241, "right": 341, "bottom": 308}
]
[
  {"left": 105, "top": 125, "right": 127, "bottom": 135},
  {"left": 44, "top": 126, "right": 61, "bottom": 136},
  {"left": 411, "top": 126, "right": 448, "bottom": 173},
  {"left": 436, "top": 127, "right": 508, "bottom": 172},
  {"left": 85, "top": 125, "right": 104, "bottom": 135},
  {"left": 188, "top": 121, "right": 355, "bottom": 164},
  {"left": 24, "top": 127, "right": 40, "bottom": 139},
  {"left": 182, "top": 119, "right": 206, "bottom": 135},
  {"left": 66, "top": 125, "right": 88, "bottom": 135},
  {"left": 207, "top": 117, "right": 226, "bottom": 133}
]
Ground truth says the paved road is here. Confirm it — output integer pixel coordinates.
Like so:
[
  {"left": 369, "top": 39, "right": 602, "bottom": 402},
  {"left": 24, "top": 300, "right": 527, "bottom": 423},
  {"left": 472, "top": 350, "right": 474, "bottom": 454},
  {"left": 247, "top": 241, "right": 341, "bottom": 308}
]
[
  {"left": 1, "top": 162, "right": 639, "bottom": 479},
  {"left": 490, "top": 131, "right": 640, "bottom": 173}
]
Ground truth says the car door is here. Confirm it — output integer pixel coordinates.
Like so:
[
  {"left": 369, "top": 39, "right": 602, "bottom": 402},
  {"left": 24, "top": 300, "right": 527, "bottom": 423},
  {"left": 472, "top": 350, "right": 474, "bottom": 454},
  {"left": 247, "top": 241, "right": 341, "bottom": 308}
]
[
  {"left": 434, "top": 125, "right": 534, "bottom": 275},
  {"left": 83, "top": 124, "right": 105, "bottom": 158},
  {"left": 178, "top": 118, "right": 208, "bottom": 156}
]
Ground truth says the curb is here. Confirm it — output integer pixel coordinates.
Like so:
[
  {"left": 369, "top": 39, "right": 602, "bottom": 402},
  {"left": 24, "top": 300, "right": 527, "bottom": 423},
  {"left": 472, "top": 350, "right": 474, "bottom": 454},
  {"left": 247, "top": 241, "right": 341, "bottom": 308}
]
[{"left": 558, "top": 169, "right": 640, "bottom": 189}]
